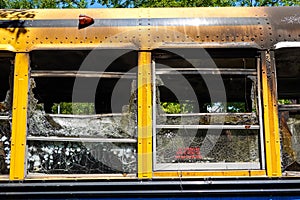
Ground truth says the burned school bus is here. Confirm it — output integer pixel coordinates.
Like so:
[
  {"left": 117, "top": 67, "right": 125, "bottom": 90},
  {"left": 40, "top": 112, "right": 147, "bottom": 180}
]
[{"left": 0, "top": 6, "right": 300, "bottom": 199}]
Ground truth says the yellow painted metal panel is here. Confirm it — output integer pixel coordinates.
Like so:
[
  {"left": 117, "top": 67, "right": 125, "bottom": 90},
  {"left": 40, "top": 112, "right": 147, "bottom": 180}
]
[
  {"left": 0, "top": 44, "right": 15, "bottom": 52},
  {"left": 153, "top": 170, "right": 266, "bottom": 178},
  {"left": 9, "top": 53, "right": 29, "bottom": 180},
  {"left": 147, "top": 7, "right": 267, "bottom": 18},
  {"left": 269, "top": 51, "right": 281, "bottom": 177},
  {"left": 249, "top": 170, "right": 267, "bottom": 177},
  {"left": 261, "top": 51, "right": 281, "bottom": 177},
  {"left": 0, "top": 7, "right": 298, "bottom": 52},
  {"left": 137, "top": 51, "right": 152, "bottom": 179},
  {"left": 12, "top": 27, "right": 139, "bottom": 52},
  {"left": 0, "top": 8, "right": 270, "bottom": 20},
  {"left": 25, "top": 174, "right": 137, "bottom": 180},
  {"left": 51, "top": 7, "right": 299, "bottom": 20},
  {"left": 0, "top": 9, "right": 140, "bottom": 20}
]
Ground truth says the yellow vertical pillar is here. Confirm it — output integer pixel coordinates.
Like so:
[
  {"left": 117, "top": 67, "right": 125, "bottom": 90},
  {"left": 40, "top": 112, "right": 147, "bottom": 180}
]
[
  {"left": 261, "top": 51, "right": 281, "bottom": 177},
  {"left": 137, "top": 51, "right": 152, "bottom": 179},
  {"left": 9, "top": 53, "right": 29, "bottom": 180}
]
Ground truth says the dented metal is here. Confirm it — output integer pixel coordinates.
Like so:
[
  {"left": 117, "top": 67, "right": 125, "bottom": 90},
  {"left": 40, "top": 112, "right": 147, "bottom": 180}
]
[{"left": 0, "top": 7, "right": 298, "bottom": 51}]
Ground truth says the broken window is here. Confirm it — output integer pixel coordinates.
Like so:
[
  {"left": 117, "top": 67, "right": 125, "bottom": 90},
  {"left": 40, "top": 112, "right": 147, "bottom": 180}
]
[
  {"left": 275, "top": 47, "right": 300, "bottom": 173},
  {"left": 27, "top": 49, "right": 137, "bottom": 175},
  {"left": 0, "top": 51, "right": 14, "bottom": 175},
  {"left": 153, "top": 48, "right": 263, "bottom": 170}
]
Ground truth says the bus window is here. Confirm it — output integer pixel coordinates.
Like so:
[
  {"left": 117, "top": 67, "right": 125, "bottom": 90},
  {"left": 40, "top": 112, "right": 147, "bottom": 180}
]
[
  {"left": 27, "top": 49, "right": 137, "bottom": 176},
  {"left": 0, "top": 51, "right": 14, "bottom": 176},
  {"left": 153, "top": 48, "right": 263, "bottom": 171},
  {"left": 275, "top": 47, "right": 300, "bottom": 173}
]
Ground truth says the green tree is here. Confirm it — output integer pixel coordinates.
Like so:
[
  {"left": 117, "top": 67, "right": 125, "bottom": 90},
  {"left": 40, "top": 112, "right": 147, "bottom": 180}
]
[
  {"left": 94, "top": 0, "right": 299, "bottom": 7},
  {"left": 1, "top": 0, "right": 298, "bottom": 9},
  {"left": 278, "top": 99, "right": 293, "bottom": 105},
  {"left": 0, "top": 0, "right": 87, "bottom": 9},
  {"left": 137, "top": 0, "right": 233, "bottom": 7},
  {"left": 235, "top": 0, "right": 298, "bottom": 6},
  {"left": 51, "top": 102, "right": 95, "bottom": 115},
  {"left": 160, "top": 102, "right": 194, "bottom": 114}
]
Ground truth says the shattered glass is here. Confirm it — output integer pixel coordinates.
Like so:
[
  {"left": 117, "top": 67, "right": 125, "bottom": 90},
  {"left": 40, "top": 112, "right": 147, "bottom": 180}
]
[
  {"left": 156, "top": 129, "right": 259, "bottom": 164},
  {"left": 0, "top": 90, "right": 12, "bottom": 175},
  {"left": 158, "top": 114, "right": 259, "bottom": 126},
  {"left": 154, "top": 69, "right": 261, "bottom": 169},
  {"left": 0, "top": 120, "right": 10, "bottom": 174},
  {"left": 280, "top": 111, "right": 300, "bottom": 172},
  {"left": 27, "top": 141, "right": 136, "bottom": 174},
  {"left": 27, "top": 79, "right": 137, "bottom": 174}
]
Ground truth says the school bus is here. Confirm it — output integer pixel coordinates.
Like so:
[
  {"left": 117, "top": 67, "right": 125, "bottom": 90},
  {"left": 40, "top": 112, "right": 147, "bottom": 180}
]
[{"left": 0, "top": 6, "right": 300, "bottom": 199}]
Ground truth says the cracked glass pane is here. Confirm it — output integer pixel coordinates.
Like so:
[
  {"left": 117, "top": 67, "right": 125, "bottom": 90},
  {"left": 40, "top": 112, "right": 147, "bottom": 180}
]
[
  {"left": 156, "top": 129, "right": 259, "bottom": 164},
  {"left": 154, "top": 48, "right": 261, "bottom": 170},
  {"left": 0, "top": 53, "right": 13, "bottom": 175},
  {"left": 27, "top": 141, "right": 136, "bottom": 174},
  {"left": 27, "top": 50, "right": 137, "bottom": 175}
]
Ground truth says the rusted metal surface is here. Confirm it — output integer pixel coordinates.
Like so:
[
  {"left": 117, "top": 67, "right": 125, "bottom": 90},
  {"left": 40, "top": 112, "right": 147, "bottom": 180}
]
[
  {"left": 261, "top": 51, "right": 281, "bottom": 177},
  {"left": 0, "top": 7, "right": 299, "bottom": 51}
]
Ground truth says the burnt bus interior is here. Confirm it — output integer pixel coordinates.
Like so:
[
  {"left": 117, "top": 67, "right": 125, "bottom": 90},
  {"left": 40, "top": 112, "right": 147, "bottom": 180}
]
[
  {"left": 30, "top": 49, "right": 138, "bottom": 113},
  {"left": 0, "top": 51, "right": 14, "bottom": 175},
  {"left": 152, "top": 48, "right": 261, "bottom": 170},
  {"left": 276, "top": 48, "right": 300, "bottom": 100},
  {"left": 0, "top": 51, "right": 13, "bottom": 104},
  {"left": 153, "top": 48, "right": 257, "bottom": 110},
  {"left": 27, "top": 47, "right": 264, "bottom": 174},
  {"left": 276, "top": 47, "right": 300, "bottom": 172},
  {"left": 28, "top": 49, "right": 138, "bottom": 174},
  {"left": 1, "top": 46, "right": 299, "bottom": 176}
]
